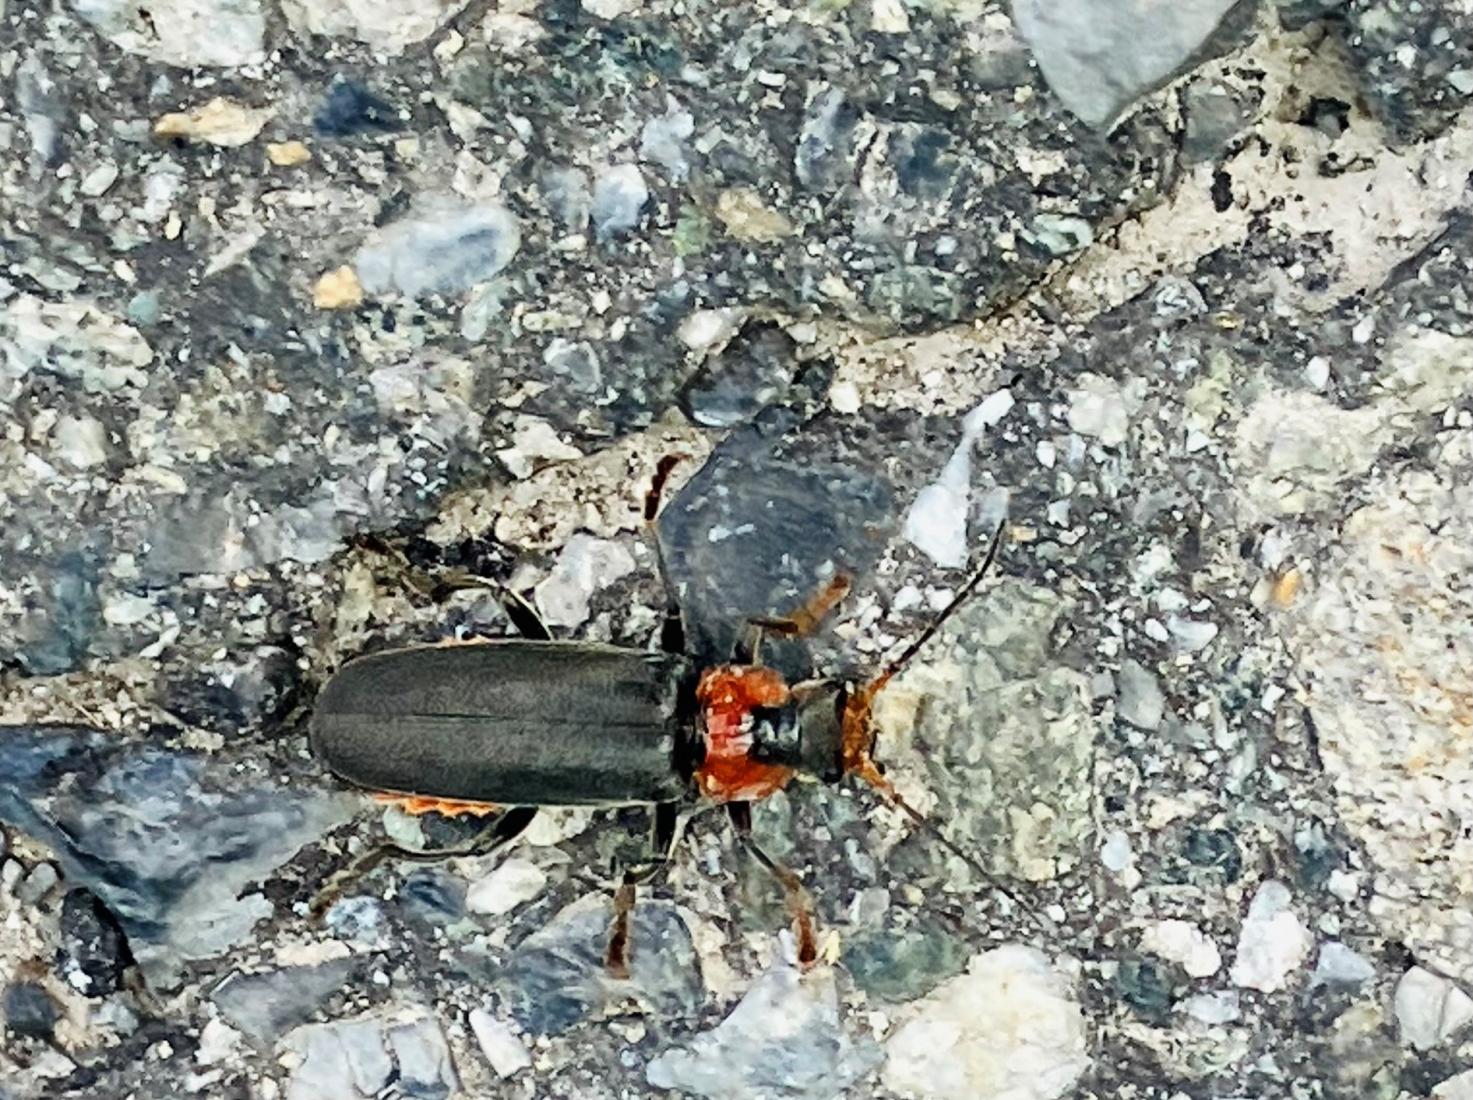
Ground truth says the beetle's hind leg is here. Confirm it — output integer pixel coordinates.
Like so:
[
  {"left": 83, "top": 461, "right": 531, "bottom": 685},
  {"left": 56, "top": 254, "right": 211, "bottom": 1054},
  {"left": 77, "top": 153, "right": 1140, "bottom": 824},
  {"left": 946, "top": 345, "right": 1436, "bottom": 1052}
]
[
  {"left": 348, "top": 533, "right": 554, "bottom": 642},
  {"left": 643, "top": 454, "right": 689, "bottom": 655},
  {"left": 604, "top": 800, "right": 681, "bottom": 978},
  {"left": 727, "top": 801, "right": 819, "bottom": 968},
  {"left": 310, "top": 806, "right": 539, "bottom": 919}
]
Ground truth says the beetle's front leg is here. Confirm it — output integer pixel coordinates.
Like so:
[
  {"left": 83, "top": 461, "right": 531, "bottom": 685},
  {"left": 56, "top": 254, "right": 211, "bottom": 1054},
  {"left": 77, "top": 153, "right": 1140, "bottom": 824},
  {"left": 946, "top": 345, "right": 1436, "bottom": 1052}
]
[
  {"left": 727, "top": 801, "right": 818, "bottom": 968},
  {"left": 604, "top": 800, "right": 681, "bottom": 978},
  {"left": 732, "top": 572, "right": 852, "bottom": 665}
]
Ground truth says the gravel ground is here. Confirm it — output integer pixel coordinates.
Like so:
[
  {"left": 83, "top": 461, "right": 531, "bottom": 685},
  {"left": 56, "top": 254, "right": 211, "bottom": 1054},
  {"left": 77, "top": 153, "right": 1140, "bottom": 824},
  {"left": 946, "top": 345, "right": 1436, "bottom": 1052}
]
[{"left": 3, "top": 1, "right": 1473, "bottom": 1098}]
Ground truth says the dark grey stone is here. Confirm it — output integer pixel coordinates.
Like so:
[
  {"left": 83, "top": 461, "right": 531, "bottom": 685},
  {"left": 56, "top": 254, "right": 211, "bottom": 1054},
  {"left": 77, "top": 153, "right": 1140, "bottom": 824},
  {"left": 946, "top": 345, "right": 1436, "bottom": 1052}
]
[
  {"left": 658, "top": 432, "right": 893, "bottom": 676},
  {"left": 1183, "top": 81, "right": 1250, "bottom": 161},
  {"left": 57, "top": 888, "right": 131, "bottom": 997},
  {"left": 3, "top": 982, "right": 60, "bottom": 1039},
  {"left": 154, "top": 645, "right": 300, "bottom": 736},
  {"left": 844, "top": 921, "right": 969, "bottom": 1002},
  {"left": 314, "top": 78, "right": 400, "bottom": 137},
  {"left": 679, "top": 324, "right": 797, "bottom": 428},
  {"left": 1276, "top": 0, "right": 1350, "bottom": 28}
]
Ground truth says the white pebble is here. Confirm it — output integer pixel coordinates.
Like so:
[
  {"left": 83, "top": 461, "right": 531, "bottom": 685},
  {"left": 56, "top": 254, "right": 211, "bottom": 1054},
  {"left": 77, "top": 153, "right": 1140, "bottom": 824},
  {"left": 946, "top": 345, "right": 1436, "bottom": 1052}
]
[
  {"left": 1099, "top": 829, "right": 1132, "bottom": 874},
  {"left": 469, "top": 1009, "right": 531, "bottom": 1078},
  {"left": 882, "top": 946, "right": 1088, "bottom": 1100},
  {"left": 52, "top": 415, "right": 109, "bottom": 468},
  {"left": 829, "top": 380, "right": 862, "bottom": 414},
  {"left": 1141, "top": 920, "right": 1221, "bottom": 978},
  {"left": 1229, "top": 880, "right": 1311, "bottom": 993},
  {"left": 1394, "top": 966, "right": 1473, "bottom": 1050},
  {"left": 1177, "top": 990, "right": 1240, "bottom": 1025},
  {"left": 466, "top": 858, "right": 548, "bottom": 917}
]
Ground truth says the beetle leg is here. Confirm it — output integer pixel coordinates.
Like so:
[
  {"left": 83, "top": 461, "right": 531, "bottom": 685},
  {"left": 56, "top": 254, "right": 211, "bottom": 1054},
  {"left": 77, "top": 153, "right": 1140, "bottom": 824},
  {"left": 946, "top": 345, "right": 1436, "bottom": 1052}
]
[
  {"left": 494, "top": 586, "right": 553, "bottom": 642},
  {"left": 310, "top": 806, "right": 538, "bottom": 919},
  {"left": 644, "top": 455, "right": 689, "bottom": 655},
  {"left": 732, "top": 573, "right": 853, "bottom": 665},
  {"left": 604, "top": 800, "right": 680, "bottom": 978},
  {"left": 726, "top": 801, "right": 818, "bottom": 969}
]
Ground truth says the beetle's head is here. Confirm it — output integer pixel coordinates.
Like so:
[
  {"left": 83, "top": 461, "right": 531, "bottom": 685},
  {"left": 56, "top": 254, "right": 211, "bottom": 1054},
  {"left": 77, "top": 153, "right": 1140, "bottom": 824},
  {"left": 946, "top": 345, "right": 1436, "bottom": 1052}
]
[{"left": 747, "top": 679, "right": 849, "bottom": 783}]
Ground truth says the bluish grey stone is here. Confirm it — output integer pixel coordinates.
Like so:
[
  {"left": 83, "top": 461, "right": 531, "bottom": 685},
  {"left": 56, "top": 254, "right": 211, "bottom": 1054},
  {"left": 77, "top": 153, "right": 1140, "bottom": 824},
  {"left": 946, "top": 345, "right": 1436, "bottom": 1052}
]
[
  {"left": 212, "top": 959, "right": 360, "bottom": 1043},
  {"left": 639, "top": 101, "right": 694, "bottom": 181},
  {"left": 1012, "top": 0, "right": 1255, "bottom": 129},
  {"left": 679, "top": 324, "right": 796, "bottom": 429},
  {"left": 795, "top": 87, "right": 859, "bottom": 193},
  {"left": 3, "top": 982, "right": 60, "bottom": 1040},
  {"left": 845, "top": 922, "right": 969, "bottom": 1003},
  {"left": 16, "top": 549, "right": 101, "bottom": 675},
  {"left": 646, "top": 967, "right": 878, "bottom": 1100},
  {"left": 125, "top": 290, "right": 161, "bottom": 326},
  {"left": 355, "top": 196, "right": 521, "bottom": 298},
  {"left": 499, "top": 895, "right": 702, "bottom": 1036},
  {"left": 540, "top": 167, "right": 591, "bottom": 232},
  {"left": 283, "top": 1013, "right": 458, "bottom": 1100},
  {"left": 591, "top": 164, "right": 649, "bottom": 241},
  {"left": 0, "top": 727, "right": 353, "bottom": 987}
]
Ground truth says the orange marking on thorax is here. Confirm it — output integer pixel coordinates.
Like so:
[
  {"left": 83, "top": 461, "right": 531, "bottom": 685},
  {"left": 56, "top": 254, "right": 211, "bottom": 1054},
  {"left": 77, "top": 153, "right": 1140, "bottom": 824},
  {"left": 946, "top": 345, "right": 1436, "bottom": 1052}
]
[
  {"left": 372, "top": 793, "right": 502, "bottom": 818},
  {"left": 693, "top": 665, "right": 795, "bottom": 803}
]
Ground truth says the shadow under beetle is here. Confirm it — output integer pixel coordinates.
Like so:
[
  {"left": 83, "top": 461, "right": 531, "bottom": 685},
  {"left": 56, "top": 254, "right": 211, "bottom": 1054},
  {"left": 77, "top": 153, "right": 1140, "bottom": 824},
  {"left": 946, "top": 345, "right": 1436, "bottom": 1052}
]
[{"left": 311, "top": 457, "right": 1008, "bottom": 974}]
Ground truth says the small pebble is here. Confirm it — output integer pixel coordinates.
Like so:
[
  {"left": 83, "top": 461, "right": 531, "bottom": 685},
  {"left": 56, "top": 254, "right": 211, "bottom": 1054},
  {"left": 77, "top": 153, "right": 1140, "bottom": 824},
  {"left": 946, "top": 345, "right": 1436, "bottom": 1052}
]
[
  {"left": 1394, "top": 966, "right": 1473, "bottom": 1050},
  {"left": 1178, "top": 990, "right": 1240, "bottom": 1025},
  {"left": 466, "top": 858, "right": 548, "bottom": 917},
  {"left": 18, "top": 861, "right": 60, "bottom": 905},
  {"left": 1116, "top": 660, "right": 1165, "bottom": 731},
  {"left": 154, "top": 97, "right": 274, "bottom": 147},
  {"left": 266, "top": 140, "right": 312, "bottom": 166},
  {"left": 1229, "top": 880, "right": 1311, "bottom": 993},
  {"left": 313, "top": 265, "right": 364, "bottom": 310},
  {"left": 1311, "top": 942, "right": 1376, "bottom": 988},
  {"left": 1141, "top": 920, "right": 1221, "bottom": 978},
  {"left": 469, "top": 1009, "right": 532, "bottom": 1078},
  {"left": 592, "top": 164, "right": 649, "bottom": 240}
]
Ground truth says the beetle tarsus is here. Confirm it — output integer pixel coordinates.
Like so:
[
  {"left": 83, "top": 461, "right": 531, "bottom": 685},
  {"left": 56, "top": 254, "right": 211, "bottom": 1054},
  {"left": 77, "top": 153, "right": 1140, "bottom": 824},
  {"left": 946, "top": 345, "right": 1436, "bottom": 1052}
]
[
  {"left": 604, "top": 873, "right": 638, "bottom": 979},
  {"left": 727, "top": 801, "right": 819, "bottom": 968},
  {"left": 734, "top": 572, "right": 853, "bottom": 665}
]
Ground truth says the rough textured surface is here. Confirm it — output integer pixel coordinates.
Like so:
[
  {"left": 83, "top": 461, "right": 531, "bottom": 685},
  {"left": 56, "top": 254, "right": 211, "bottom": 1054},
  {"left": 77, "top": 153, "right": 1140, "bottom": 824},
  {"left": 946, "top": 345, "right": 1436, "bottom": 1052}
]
[{"left": 4, "top": 0, "right": 1473, "bottom": 1097}]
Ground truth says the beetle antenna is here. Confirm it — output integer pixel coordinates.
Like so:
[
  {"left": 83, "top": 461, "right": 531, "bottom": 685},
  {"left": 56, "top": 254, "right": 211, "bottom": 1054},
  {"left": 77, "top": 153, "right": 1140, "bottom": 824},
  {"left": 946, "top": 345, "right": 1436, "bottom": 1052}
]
[
  {"left": 872, "top": 521, "right": 1007, "bottom": 698},
  {"left": 852, "top": 757, "right": 1058, "bottom": 936},
  {"left": 836, "top": 522, "right": 1055, "bottom": 935},
  {"left": 839, "top": 522, "right": 1007, "bottom": 774}
]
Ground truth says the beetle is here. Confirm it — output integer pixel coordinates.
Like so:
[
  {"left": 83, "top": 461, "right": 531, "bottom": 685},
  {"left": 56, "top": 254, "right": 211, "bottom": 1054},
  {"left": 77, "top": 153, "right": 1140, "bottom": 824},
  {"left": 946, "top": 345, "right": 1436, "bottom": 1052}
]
[{"left": 310, "top": 457, "right": 1009, "bottom": 974}]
